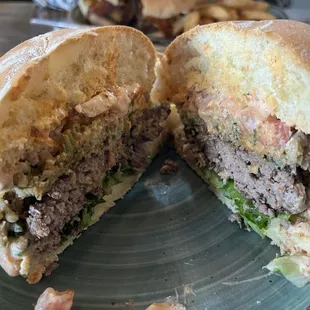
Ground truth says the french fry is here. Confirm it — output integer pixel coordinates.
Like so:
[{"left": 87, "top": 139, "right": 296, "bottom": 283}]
[
  {"left": 194, "top": 2, "right": 213, "bottom": 10},
  {"left": 239, "top": 10, "right": 276, "bottom": 20},
  {"left": 200, "top": 5, "right": 231, "bottom": 21},
  {"left": 227, "top": 8, "right": 239, "bottom": 20},
  {"left": 185, "top": 0, "right": 276, "bottom": 36},
  {"left": 218, "top": 0, "right": 252, "bottom": 9},
  {"left": 173, "top": 16, "right": 185, "bottom": 36},
  {"left": 184, "top": 11, "right": 200, "bottom": 32},
  {"left": 200, "top": 18, "right": 215, "bottom": 25},
  {"left": 244, "top": 1, "right": 270, "bottom": 12}
]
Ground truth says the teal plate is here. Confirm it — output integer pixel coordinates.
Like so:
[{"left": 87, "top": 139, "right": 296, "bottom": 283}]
[{"left": 1, "top": 147, "right": 310, "bottom": 309}]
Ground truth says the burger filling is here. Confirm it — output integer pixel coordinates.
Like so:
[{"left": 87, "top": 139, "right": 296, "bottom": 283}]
[
  {"left": 0, "top": 84, "right": 170, "bottom": 271},
  {"left": 173, "top": 91, "right": 310, "bottom": 286},
  {"left": 174, "top": 89, "right": 310, "bottom": 226},
  {"left": 180, "top": 111, "right": 310, "bottom": 216},
  {"left": 176, "top": 89, "right": 310, "bottom": 215}
]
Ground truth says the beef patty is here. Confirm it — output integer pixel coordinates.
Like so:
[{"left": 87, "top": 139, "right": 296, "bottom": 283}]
[
  {"left": 181, "top": 112, "right": 310, "bottom": 215},
  {"left": 22, "top": 103, "right": 170, "bottom": 254}
]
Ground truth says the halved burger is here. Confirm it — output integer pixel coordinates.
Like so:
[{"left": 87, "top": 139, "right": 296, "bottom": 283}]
[
  {"left": 152, "top": 20, "right": 310, "bottom": 287},
  {"left": 0, "top": 26, "right": 170, "bottom": 283}
]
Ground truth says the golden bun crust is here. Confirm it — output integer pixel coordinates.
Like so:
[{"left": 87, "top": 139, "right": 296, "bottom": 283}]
[
  {"left": 151, "top": 20, "right": 310, "bottom": 134},
  {"left": 0, "top": 26, "right": 156, "bottom": 177},
  {"left": 141, "top": 0, "right": 196, "bottom": 19}
]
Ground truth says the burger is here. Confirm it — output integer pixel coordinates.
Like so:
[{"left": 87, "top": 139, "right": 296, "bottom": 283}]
[
  {"left": 0, "top": 26, "right": 170, "bottom": 283},
  {"left": 3, "top": 19, "right": 310, "bottom": 289},
  {"left": 151, "top": 20, "right": 310, "bottom": 287}
]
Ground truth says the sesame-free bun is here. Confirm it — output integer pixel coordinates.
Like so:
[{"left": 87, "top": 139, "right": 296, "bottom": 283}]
[
  {"left": 0, "top": 26, "right": 156, "bottom": 186},
  {"left": 141, "top": 0, "right": 196, "bottom": 19},
  {"left": 151, "top": 20, "right": 310, "bottom": 134}
]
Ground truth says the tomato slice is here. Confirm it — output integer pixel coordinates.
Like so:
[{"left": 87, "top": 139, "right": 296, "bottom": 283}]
[{"left": 258, "top": 116, "right": 291, "bottom": 147}]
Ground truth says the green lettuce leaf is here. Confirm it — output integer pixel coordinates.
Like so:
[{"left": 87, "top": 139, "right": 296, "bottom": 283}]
[
  {"left": 103, "top": 166, "right": 136, "bottom": 189},
  {"left": 9, "top": 219, "right": 26, "bottom": 237},
  {"left": 80, "top": 196, "right": 105, "bottom": 228},
  {"left": 102, "top": 174, "right": 121, "bottom": 189},
  {"left": 61, "top": 195, "right": 104, "bottom": 243},
  {"left": 62, "top": 132, "right": 75, "bottom": 153},
  {"left": 61, "top": 165, "right": 137, "bottom": 243},
  {"left": 266, "top": 255, "right": 310, "bottom": 288},
  {"left": 148, "top": 101, "right": 155, "bottom": 108},
  {"left": 200, "top": 167, "right": 270, "bottom": 237}
]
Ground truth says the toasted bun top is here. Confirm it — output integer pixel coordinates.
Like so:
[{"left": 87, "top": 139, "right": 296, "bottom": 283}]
[
  {"left": 152, "top": 20, "right": 310, "bottom": 134},
  {"left": 0, "top": 26, "right": 156, "bottom": 169},
  {"left": 141, "top": 0, "right": 196, "bottom": 19}
]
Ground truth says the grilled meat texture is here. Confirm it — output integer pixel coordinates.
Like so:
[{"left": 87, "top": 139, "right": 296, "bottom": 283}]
[
  {"left": 20, "top": 103, "right": 170, "bottom": 254},
  {"left": 181, "top": 112, "right": 310, "bottom": 215}
]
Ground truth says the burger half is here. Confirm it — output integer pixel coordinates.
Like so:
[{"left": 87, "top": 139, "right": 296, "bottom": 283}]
[
  {"left": 152, "top": 20, "right": 310, "bottom": 287},
  {"left": 0, "top": 26, "right": 170, "bottom": 283}
]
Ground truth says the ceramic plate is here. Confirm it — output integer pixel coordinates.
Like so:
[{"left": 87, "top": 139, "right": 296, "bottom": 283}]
[{"left": 1, "top": 147, "right": 310, "bottom": 309}]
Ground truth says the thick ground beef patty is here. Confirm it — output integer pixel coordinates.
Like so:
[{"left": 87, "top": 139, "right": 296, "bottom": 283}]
[
  {"left": 181, "top": 112, "right": 310, "bottom": 215},
  {"left": 24, "top": 103, "right": 170, "bottom": 253}
]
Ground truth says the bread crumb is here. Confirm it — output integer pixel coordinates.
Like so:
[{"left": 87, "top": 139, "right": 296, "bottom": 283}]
[
  {"left": 146, "top": 302, "right": 186, "bottom": 310},
  {"left": 35, "top": 288, "right": 74, "bottom": 310},
  {"left": 44, "top": 262, "right": 59, "bottom": 276},
  {"left": 125, "top": 300, "right": 134, "bottom": 306},
  {"left": 160, "top": 160, "right": 178, "bottom": 174}
]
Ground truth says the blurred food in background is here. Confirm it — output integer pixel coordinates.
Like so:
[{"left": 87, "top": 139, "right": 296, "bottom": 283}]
[
  {"left": 184, "top": 0, "right": 276, "bottom": 32},
  {"left": 31, "top": 0, "right": 287, "bottom": 43},
  {"left": 138, "top": 0, "right": 196, "bottom": 38},
  {"left": 77, "top": 0, "right": 278, "bottom": 38},
  {"left": 77, "top": 0, "right": 196, "bottom": 37},
  {"left": 78, "top": 0, "right": 138, "bottom": 26}
]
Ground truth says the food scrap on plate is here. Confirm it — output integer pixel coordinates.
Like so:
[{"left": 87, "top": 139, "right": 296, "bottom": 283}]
[
  {"left": 34, "top": 288, "right": 74, "bottom": 310},
  {"left": 160, "top": 159, "right": 179, "bottom": 175}
]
